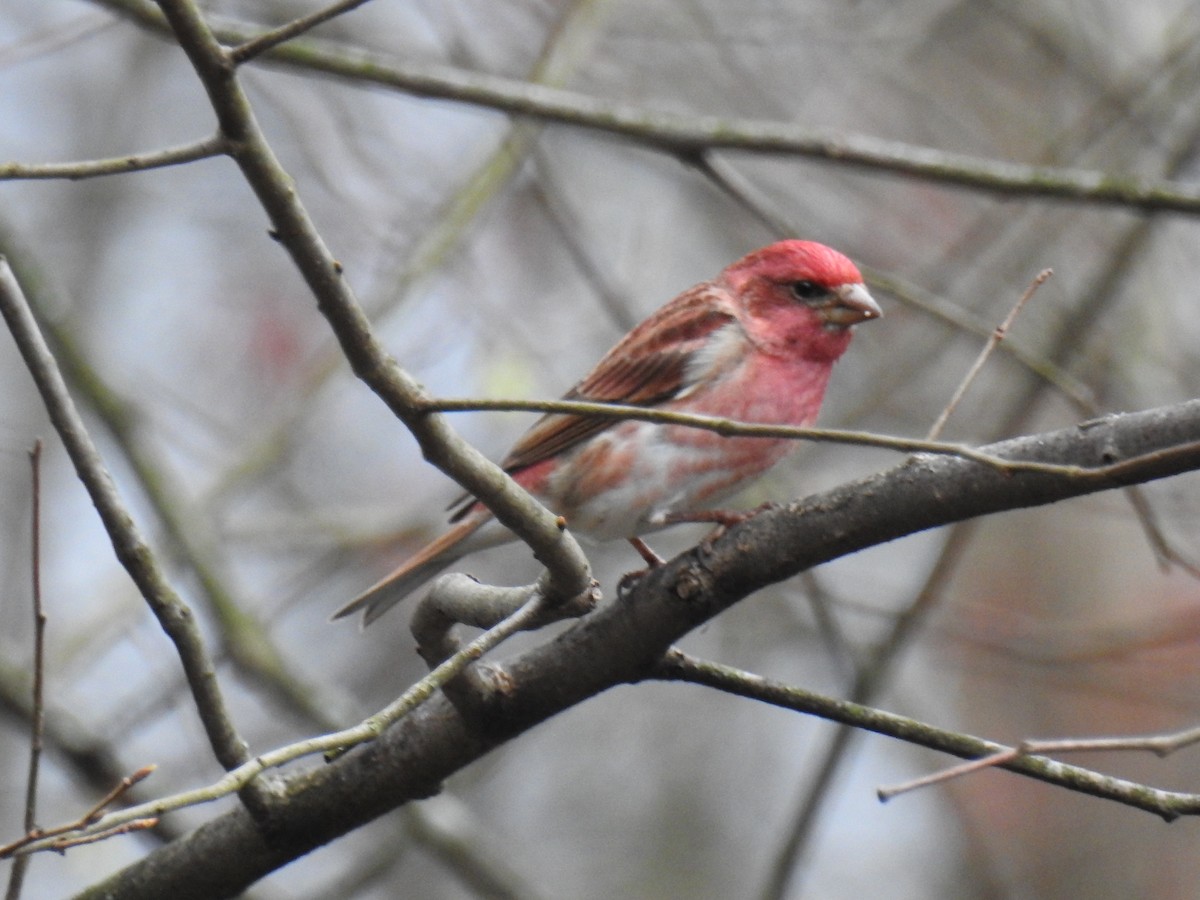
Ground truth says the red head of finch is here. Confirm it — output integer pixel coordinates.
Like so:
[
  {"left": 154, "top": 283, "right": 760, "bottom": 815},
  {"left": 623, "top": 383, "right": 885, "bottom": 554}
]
[{"left": 335, "top": 240, "right": 881, "bottom": 625}]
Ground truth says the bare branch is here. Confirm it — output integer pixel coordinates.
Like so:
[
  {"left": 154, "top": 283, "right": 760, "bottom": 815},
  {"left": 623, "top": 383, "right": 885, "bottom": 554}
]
[
  {"left": 46, "top": 818, "right": 159, "bottom": 852},
  {"left": 0, "top": 258, "right": 251, "bottom": 771},
  {"left": 654, "top": 650, "right": 1200, "bottom": 821},
  {"left": 927, "top": 269, "right": 1053, "bottom": 440},
  {"left": 90, "top": 0, "right": 1200, "bottom": 215},
  {"left": 229, "top": 0, "right": 376, "bottom": 64},
  {"left": 878, "top": 726, "right": 1200, "bottom": 800},
  {"left": 0, "top": 135, "right": 227, "bottom": 181},
  {"left": 4, "top": 441, "right": 47, "bottom": 900}
]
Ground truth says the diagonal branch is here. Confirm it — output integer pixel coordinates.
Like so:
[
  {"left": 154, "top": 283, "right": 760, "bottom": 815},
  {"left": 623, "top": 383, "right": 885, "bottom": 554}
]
[
  {"left": 75, "top": 399, "right": 1200, "bottom": 898},
  {"left": 0, "top": 135, "right": 227, "bottom": 181},
  {"left": 229, "top": 0, "right": 375, "bottom": 64},
  {"left": 653, "top": 650, "right": 1199, "bottom": 821},
  {"left": 0, "top": 258, "right": 251, "bottom": 772}
]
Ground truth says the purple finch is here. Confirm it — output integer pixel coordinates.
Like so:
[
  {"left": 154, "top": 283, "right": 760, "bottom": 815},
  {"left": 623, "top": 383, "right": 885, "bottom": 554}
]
[{"left": 335, "top": 240, "right": 880, "bottom": 625}]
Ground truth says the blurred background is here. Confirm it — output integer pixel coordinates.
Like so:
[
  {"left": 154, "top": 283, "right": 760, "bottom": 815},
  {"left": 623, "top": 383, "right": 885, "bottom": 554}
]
[{"left": 4, "top": 0, "right": 1200, "bottom": 897}]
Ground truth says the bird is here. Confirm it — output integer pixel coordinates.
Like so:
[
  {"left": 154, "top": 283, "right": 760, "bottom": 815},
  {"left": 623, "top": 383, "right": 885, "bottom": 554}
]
[{"left": 333, "top": 240, "right": 881, "bottom": 625}]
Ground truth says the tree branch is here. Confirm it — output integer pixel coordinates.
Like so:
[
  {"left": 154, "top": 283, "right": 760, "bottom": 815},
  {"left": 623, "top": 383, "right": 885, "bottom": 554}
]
[
  {"left": 0, "top": 259, "right": 250, "bottom": 771},
  {"left": 90, "top": 0, "right": 1200, "bottom": 215},
  {"left": 74, "top": 399, "right": 1200, "bottom": 898},
  {"left": 655, "top": 650, "right": 1199, "bottom": 819}
]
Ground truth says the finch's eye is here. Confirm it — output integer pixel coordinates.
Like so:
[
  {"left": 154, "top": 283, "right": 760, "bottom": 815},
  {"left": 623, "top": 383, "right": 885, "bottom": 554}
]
[{"left": 789, "top": 280, "right": 826, "bottom": 301}]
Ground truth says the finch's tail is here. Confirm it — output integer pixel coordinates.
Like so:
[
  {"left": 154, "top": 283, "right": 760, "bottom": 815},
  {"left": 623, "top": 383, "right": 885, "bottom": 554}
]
[{"left": 331, "top": 515, "right": 492, "bottom": 627}]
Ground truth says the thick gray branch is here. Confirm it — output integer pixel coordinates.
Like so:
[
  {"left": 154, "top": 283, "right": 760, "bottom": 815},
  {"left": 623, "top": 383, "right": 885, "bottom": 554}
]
[{"left": 77, "top": 400, "right": 1200, "bottom": 899}]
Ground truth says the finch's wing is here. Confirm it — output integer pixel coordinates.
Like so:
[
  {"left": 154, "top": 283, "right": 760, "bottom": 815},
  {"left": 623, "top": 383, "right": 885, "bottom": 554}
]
[{"left": 447, "top": 284, "right": 737, "bottom": 520}]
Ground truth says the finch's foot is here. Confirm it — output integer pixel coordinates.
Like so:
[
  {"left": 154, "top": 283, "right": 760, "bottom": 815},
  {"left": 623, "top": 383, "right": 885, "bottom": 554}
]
[
  {"left": 663, "top": 503, "right": 779, "bottom": 528},
  {"left": 664, "top": 503, "right": 781, "bottom": 542},
  {"left": 628, "top": 536, "right": 666, "bottom": 567},
  {"left": 617, "top": 537, "right": 666, "bottom": 597}
]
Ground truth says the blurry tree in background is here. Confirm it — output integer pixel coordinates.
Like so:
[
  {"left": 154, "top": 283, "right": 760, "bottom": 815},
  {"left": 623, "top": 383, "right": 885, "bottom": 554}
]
[{"left": 4, "top": 1, "right": 1200, "bottom": 897}]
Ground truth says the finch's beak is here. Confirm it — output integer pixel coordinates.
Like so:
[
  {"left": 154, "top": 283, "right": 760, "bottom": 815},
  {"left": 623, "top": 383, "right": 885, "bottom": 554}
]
[{"left": 821, "top": 283, "right": 882, "bottom": 327}]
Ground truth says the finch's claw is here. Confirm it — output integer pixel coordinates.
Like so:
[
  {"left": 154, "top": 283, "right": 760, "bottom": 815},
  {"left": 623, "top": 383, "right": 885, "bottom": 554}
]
[
  {"left": 663, "top": 504, "right": 780, "bottom": 542},
  {"left": 617, "top": 537, "right": 665, "bottom": 597},
  {"left": 750, "top": 500, "right": 783, "bottom": 517},
  {"left": 628, "top": 536, "right": 666, "bottom": 567},
  {"left": 662, "top": 505, "right": 773, "bottom": 529}
]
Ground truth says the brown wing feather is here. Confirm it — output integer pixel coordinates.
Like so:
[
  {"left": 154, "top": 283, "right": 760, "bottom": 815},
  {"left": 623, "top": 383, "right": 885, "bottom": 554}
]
[{"left": 448, "top": 284, "right": 737, "bottom": 521}]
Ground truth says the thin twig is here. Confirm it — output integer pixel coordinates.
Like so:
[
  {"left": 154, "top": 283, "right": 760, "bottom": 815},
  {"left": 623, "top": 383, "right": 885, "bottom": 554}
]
[
  {"left": 927, "top": 269, "right": 1053, "bottom": 440},
  {"left": 47, "top": 819, "right": 159, "bottom": 852},
  {"left": 427, "top": 396, "right": 995, "bottom": 451},
  {"left": 877, "top": 749, "right": 1020, "bottom": 801},
  {"left": 0, "top": 766, "right": 156, "bottom": 859},
  {"left": 4, "top": 441, "right": 47, "bottom": 900},
  {"left": 24, "top": 442, "right": 46, "bottom": 813},
  {"left": 864, "top": 266, "right": 1095, "bottom": 411},
  {"left": 75, "top": 765, "right": 158, "bottom": 828},
  {"left": 653, "top": 650, "right": 1200, "bottom": 821},
  {"left": 229, "top": 0, "right": 375, "bottom": 64},
  {"left": 878, "top": 725, "right": 1200, "bottom": 800},
  {"left": 0, "top": 134, "right": 227, "bottom": 181}
]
